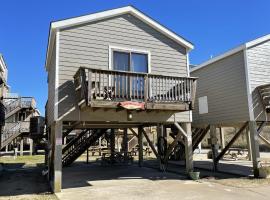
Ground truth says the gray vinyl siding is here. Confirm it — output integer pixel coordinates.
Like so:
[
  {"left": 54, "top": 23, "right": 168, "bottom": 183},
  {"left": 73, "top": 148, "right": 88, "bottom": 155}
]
[
  {"left": 47, "top": 43, "right": 56, "bottom": 126},
  {"left": 247, "top": 40, "right": 270, "bottom": 121},
  {"left": 56, "top": 13, "right": 190, "bottom": 121},
  {"left": 191, "top": 51, "right": 250, "bottom": 126}
]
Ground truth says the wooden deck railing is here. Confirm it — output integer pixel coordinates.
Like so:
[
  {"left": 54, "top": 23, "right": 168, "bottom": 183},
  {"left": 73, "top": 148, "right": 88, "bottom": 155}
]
[{"left": 74, "top": 67, "right": 197, "bottom": 110}]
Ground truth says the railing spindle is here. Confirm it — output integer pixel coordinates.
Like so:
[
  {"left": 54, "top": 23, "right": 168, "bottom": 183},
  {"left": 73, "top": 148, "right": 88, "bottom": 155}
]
[
  {"left": 94, "top": 71, "right": 97, "bottom": 99},
  {"left": 88, "top": 69, "right": 92, "bottom": 104},
  {"left": 99, "top": 71, "right": 101, "bottom": 97}
]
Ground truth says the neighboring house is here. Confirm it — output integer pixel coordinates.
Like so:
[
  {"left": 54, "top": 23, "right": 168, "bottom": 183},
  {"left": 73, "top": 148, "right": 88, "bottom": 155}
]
[
  {"left": 191, "top": 34, "right": 270, "bottom": 177},
  {"left": 0, "top": 54, "right": 9, "bottom": 149},
  {"left": 45, "top": 6, "right": 197, "bottom": 192},
  {"left": 0, "top": 54, "right": 8, "bottom": 98},
  {"left": 1, "top": 93, "right": 40, "bottom": 154},
  {"left": 0, "top": 54, "right": 44, "bottom": 155}
]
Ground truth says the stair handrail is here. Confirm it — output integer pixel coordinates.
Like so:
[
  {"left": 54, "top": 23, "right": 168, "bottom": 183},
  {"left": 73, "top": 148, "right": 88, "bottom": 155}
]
[
  {"left": 4, "top": 98, "right": 21, "bottom": 114},
  {"left": 1, "top": 122, "right": 21, "bottom": 143},
  {"left": 62, "top": 129, "right": 89, "bottom": 154},
  {"left": 2, "top": 120, "right": 31, "bottom": 144},
  {"left": 128, "top": 136, "right": 138, "bottom": 152},
  {"left": 62, "top": 129, "right": 107, "bottom": 166}
]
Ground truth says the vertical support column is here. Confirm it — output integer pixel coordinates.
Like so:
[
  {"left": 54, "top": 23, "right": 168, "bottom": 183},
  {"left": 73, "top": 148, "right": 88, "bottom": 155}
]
[
  {"left": 20, "top": 138, "right": 24, "bottom": 156},
  {"left": 86, "top": 148, "right": 89, "bottom": 164},
  {"left": 183, "top": 123, "right": 193, "bottom": 173},
  {"left": 249, "top": 121, "right": 260, "bottom": 177},
  {"left": 163, "top": 126, "right": 167, "bottom": 151},
  {"left": 52, "top": 121, "right": 63, "bottom": 193},
  {"left": 110, "top": 129, "right": 115, "bottom": 163},
  {"left": 245, "top": 126, "right": 252, "bottom": 161},
  {"left": 138, "top": 126, "right": 143, "bottom": 167},
  {"left": 99, "top": 137, "right": 102, "bottom": 156},
  {"left": 29, "top": 138, "right": 33, "bottom": 156},
  {"left": 210, "top": 125, "right": 218, "bottom": 171},
  {"left": 123, "top": 128, "right": 128, "bottom": 163},
  {"left": 219, "top": 127, "right": 225, "bottom": 150},
  {"left": 5, "top": 145, "right": 8, "bottom": 153},
  {"left": 157, "top": 124, "right": 164, "bottom": 170}
]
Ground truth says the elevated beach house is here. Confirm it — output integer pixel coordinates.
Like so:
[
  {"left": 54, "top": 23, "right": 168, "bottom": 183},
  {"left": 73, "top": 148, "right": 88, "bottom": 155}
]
[
  {"left": 45, "top": 6, "right": 197, "bottom": 192},
  {"left": 191, "top": 34, "right": 270, "bottom": 177}
]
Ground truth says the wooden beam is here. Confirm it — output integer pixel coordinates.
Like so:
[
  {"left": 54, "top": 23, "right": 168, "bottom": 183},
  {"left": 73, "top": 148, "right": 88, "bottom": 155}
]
[
  {"left": 257, "top": 121, "right": 267, "bottom": 134},
  {"left": 173, "top": 122, "right": 187, "bottom": 138},
  {"left": 138, "top": 126, "right": 143, "bottom": 167},
  {"left": 258, "top": 134, "right": 270, "bottom": 148},
  {"left": 216, "top": 122, "right": 248, "bottom": 162},
  {"left": 192, "top": 125, "right": 210, "bottom": 151},
  {"left": 219, "top": 127, "right": 225, "bottom": 150},
  {"left": 123, "top": 128, "right": 128, "bottom": 163},
  {"left": 164, "top": 130, "right": 183, "bottom": 162},
  {"left": 249, "top": 121, "right": 260, "bottom": 178},
  {"left": 183, "top": 123, "right": 193, "bottom": 173},
  {"left": 255, "top": 121, "right": 270, "bottom": 148},
  {"left": 129, "top": 128, "right": 139, "bottom": 138},
  {"left": 141, "top": 128, "right": 158, "bottom": 158},
  {"left": 210, "top": 125, "right": 218, "bottom": 171},
  {"left": 146, "top": 102, "right": 189, "bottom": 111}
]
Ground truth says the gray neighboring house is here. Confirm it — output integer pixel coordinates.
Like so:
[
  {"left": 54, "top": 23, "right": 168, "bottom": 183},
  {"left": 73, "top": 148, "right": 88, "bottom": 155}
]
[
  {"left": 190, "top": 34, "right": 270, "bottom": 177},
  {"left": 45, "top": 6, "right": 197, "bottom": 192}
]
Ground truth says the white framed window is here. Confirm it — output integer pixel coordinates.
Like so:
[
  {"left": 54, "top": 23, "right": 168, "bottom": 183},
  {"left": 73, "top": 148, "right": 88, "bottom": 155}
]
[
  {"left": 108, "top": 45, "right": 151, "bottom": 73},
  {"left": 198, "top": 96, "right": 208, "bottom": 114}
]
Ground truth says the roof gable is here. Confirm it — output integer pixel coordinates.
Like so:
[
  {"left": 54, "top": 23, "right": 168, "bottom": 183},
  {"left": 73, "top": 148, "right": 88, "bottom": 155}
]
[
  {"left": 45, "top": 6, "right": 193, "bottom": 70},
  {"left": 191, "top": 33, "right": 270, "bottom": 73}
]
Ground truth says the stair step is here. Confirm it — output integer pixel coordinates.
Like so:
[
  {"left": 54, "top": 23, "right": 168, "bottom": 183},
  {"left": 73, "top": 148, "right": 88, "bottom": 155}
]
[{"left": 62, "top": 129, "right": 107, "bottom": 167}]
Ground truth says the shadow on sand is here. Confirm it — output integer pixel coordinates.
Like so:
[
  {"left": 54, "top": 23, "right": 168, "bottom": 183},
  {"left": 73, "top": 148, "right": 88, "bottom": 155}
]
[{"left": 0, "top": 163, "right": 52, "bottom": 197}]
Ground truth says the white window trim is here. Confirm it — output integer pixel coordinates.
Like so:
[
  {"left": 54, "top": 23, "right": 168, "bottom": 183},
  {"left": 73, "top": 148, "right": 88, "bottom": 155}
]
[{"left": 108, "top": 45, "right": 151, "bottom": 73}]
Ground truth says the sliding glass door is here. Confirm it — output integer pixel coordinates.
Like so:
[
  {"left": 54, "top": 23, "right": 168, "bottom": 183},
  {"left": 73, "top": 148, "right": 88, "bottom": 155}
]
[{"left": 113, "top": 51, "right": 148, "bottom": 100}]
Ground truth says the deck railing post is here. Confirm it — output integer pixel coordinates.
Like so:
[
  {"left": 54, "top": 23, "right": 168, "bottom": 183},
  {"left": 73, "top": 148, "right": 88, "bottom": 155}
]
[
  {"left": 191, "top": 79, "right": 197, "bottom": 109},
  {"left": 88, "top": 69, "right": 92, "bottom": 105},
  {"left": 144, "top": 75, "right": 148, "bottom": 103}
]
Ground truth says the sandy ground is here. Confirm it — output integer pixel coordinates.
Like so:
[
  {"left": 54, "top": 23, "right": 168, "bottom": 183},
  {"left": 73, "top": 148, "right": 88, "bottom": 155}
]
[
  {"left": 57, "top": 163, "right": 270, "bottom": 200},
  {"left": 0, "top": 155, "right": 57, "bottom": 200},
  {"left": 1, "top": 154, "right": 270, "bottom": 200}
]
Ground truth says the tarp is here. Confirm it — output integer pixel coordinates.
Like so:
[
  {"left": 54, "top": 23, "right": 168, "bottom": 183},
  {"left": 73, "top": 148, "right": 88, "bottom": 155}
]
[{"left": 119, "top": 101, "right": 145, "bottom": 110}]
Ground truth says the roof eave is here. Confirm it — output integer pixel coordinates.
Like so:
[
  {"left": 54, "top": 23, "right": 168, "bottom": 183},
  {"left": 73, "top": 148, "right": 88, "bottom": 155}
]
[
  {"left": 190, "top": 45, "right": 246, "bottom": 73},
  {"left": 191, "top": 33, "right": 270, "bottom": 73}
]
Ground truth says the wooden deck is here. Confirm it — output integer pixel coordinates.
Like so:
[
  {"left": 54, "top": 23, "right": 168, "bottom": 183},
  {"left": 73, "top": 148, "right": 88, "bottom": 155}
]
[{"left": 74, "top": 67, "right": 197, "bottom": 112}]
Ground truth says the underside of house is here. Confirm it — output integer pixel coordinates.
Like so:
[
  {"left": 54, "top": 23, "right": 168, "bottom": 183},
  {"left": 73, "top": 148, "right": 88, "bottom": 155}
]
[{"left": 45, "top": 6, "right": 199, "bottom": 192}]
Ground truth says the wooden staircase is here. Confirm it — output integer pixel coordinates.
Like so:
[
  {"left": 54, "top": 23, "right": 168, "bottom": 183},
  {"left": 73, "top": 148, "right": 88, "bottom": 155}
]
[
  {"left": 192, "top": 125, "right": 210, "bottom": 151},
  {"left": 0, "top": 97, "right": 35, "bottom": 150},
  {"left": 128, "top": 136, "right": 138, "bottom": 152},
  {"left": 62, "top": 129, "right": 107, "bottom": 167},
  {"left": 168, "top": 125, "right": 210, "bottom": 160},
  {"left": 1, "top": 121, "right": 31, "bottom": 150},
  {"left": 257, "top": 83, "right": 270, "bottom": 113}
]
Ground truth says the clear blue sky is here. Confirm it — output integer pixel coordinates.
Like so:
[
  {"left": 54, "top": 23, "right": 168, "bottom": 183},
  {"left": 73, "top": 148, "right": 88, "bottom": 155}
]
[{"left": 0, "top": 0, "right": 269, "bottom": 115}]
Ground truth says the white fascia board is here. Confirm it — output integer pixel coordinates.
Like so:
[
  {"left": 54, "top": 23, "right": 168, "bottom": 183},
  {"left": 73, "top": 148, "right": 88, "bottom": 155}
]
[
  {"left": 246, "top": 33, "right": 270, "bottom": 48},
  {"left": 45, "top": 28, "right": 55, "bottom": 71},
  {"left": 190, "top": 45, "right": 246, "bottom": 73},
  {"left": 191, "top": 33, "right": 270, "bottom": 73}
]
